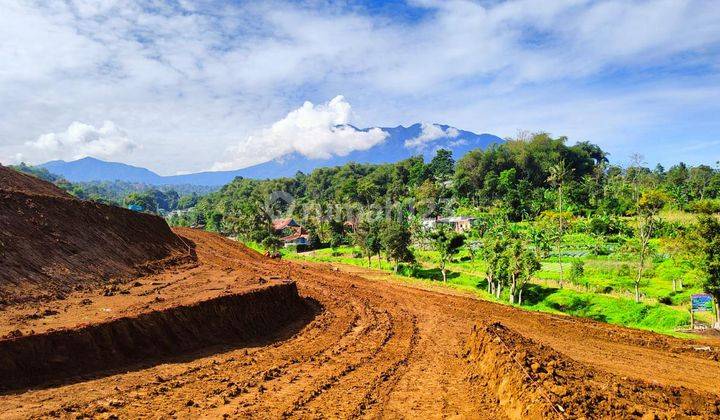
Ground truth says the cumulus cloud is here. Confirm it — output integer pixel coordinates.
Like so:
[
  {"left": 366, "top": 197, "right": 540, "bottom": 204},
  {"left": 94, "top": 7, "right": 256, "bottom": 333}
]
[
  {"left": 405, "top": 123, "right": 460, "bottom": 149},
  {"left": 1, "top": 0, "right": 720, "bottom": 171},
  {"left": 213, "top": 96, "right": 388, "bottom": 170},
  {"left": 27, "top": 121, "right": 137, "bottom": 161}
]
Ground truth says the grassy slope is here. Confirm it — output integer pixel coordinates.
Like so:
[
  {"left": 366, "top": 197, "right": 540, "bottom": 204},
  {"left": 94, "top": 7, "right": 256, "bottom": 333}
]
[{"left": 285, "top": 245, "right": 705, "bottom": 336}]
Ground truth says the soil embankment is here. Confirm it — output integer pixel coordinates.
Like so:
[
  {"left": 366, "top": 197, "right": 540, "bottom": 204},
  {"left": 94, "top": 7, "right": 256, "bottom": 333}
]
[
  {"left": 465, "top": 322, "right": 718, "bottom": 418},
  {"left": 0, "top": 165, "right": 190, "bottom": 305},
  {"left": 0, "top": 280, "right": 310, "bottom": 392},
  {"left": 0, "top": 165, "right": 68, "bottom": 198},
  {"left": 1, "top": 168, "right": 720, "bottom": 418},
  {"left": 3, "top": 237, "right": 719, "bottom": 418}
]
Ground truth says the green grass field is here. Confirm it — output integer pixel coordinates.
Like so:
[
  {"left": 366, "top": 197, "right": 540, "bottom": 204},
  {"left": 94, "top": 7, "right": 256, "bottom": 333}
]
[{"left": 277, "top": 244, "right": 714, "bottom": 336}]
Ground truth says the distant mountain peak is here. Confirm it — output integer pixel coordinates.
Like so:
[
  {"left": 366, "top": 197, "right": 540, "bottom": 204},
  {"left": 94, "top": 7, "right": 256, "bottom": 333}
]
[{"left": 40, "top": 123, "right": 502, "bottom": 186}]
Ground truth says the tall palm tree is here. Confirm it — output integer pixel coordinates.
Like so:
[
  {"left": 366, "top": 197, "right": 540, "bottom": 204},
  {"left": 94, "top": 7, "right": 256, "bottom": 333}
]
[{"left": 547, "top": 160, "right": 573, "bottom": 288}]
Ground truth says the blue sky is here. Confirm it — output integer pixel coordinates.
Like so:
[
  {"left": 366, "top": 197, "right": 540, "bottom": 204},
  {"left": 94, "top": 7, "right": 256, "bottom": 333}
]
[{"left": 1, "top": 0, "right": 719, "bottom": 174}]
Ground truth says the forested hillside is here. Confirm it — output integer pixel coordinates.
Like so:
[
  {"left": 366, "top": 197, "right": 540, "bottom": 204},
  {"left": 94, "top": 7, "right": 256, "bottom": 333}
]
[
  {"left": 171, "top": 132, "right": 720, "bottom": 333},
  {"left": 173, "top": 132, "right": 719, "bottom": 233},
  {"left": 9, "top": 163, "right": 213, "bottom": 213}
]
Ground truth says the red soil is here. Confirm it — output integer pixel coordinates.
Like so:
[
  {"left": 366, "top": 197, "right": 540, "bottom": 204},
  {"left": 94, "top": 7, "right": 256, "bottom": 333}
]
[
  {"left": 1, "top": 231, "right": 719, "bottom": 418},
  {"left": 1, "top": 169, "right": 720, "bottom": 418},
  {"left": 0, "top": 281, "right": 309, "bottom": 392},
  {"left": 0, "top": 165, "right": 68, "bottom": 198},
  {"left": 0, "top": 165, "right": 190, "bottom": 305}
]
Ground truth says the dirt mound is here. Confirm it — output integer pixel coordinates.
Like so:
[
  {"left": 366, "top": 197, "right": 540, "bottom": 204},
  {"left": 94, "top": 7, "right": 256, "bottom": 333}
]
[
  {"left": 0, "top": 281, "right": 311, "bottom": 392},
  {"left": 0, "top": 166, "right": 191, "bottom": 305},
  {"left": 0, "top": 165, "right": 68, "bottom": 198},
  {"left": 465, "top": 323, "right": 720, "bottom": 418},
  {"left": 2, "top": 230, "right": 720, "bottom": 418}
]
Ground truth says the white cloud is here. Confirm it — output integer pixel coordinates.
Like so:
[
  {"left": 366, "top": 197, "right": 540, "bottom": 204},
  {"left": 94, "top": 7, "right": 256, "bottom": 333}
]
[
  {"left": 0, "top": 153, "right": 24, "bottom": 166},
  {"left": 27, "top": 121, "right": 137, "bottom": 162},
  {"left": 405, "top": 123, "right": 460, "bottom": 149},
  {"left": 213, "top": 96, "right": 388, "bottom": 170},
  {"left": 0, "top": 0, "right": 719, "bottom": 172}
]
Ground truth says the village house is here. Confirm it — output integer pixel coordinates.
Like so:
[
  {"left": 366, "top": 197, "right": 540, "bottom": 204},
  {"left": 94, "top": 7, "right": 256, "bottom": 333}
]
[
  {"left": 421, "top": 216, "right": 476, "bottom": 233},
  {"left": 272, "top": 218, "right": 311, "bottom": 247}
]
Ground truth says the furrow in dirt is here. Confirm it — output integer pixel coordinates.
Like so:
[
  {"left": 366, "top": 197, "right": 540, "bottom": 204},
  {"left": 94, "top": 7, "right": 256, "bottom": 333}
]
[
  {"left": 3, "top": 229, "right": 720, "bottom": 419},
  {"left": 0, "top": 281, "right": 309, "bottom": 392}
]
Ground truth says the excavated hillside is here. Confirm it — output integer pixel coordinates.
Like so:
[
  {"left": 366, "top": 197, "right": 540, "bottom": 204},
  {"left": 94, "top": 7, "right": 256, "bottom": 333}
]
[
  {"left": 0, "top": 165, "right": 69, "bottom": 198},
  {"left": 2, "top": 165, "right": 720, "bottom": 418},
  {"left": 0, "top": 165, "right": 191, "bottom": 305},
  {"left": 1, "top": 228, "right": 719, "bottom": 418}
]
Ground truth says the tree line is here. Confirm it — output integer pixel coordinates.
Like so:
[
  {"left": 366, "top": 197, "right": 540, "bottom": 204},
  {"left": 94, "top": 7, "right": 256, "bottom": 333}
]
[
  {"left": 10, "top": 162, "right": 211, "bottom": 213},
  {"left": 169, "top": 132, "right": 720, "bottom": 316}
]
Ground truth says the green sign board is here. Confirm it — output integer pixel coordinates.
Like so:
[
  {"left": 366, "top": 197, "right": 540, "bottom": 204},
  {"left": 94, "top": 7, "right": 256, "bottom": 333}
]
[{"left": 691, "top": 294, "right": 714, "bottom": 312}]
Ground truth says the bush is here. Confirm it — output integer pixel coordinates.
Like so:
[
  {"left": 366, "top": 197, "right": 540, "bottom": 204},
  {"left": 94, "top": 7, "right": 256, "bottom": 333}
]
[
  {"left": 590, "top": 242, "right": 611, "bottom": 256},
  {"left": 547, "top": 293, "right": 591, "bottom": 312},
  {"left": 569, "top": 260, "right": 585, "bottom": 284},
  {"left": 617, "top": 264, "right": 632, "bottom": 277},
  {"left": 396, "top": 262, "right": 422, "bottom": 278},
  {"left": 587, "top": 215, "right": 631, "bottom": 236},
  {"left": 653, "top": 219, "right": 685, "bottom": 238},
  {"left": 687, "top": 199, "right": 720, "bottom": 214}
]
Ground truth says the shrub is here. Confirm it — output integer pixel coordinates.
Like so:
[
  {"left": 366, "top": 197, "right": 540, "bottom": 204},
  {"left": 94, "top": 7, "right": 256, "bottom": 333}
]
[
  {"left": 590, "top": 242, "right": 611, "bottom": 256},
  {"left": 687, "top": 199, "right": 720, "bottom": 214},
  {"left": 569, "top": 260, "right": 585, "bottom": 284},
  {"left": 617, "top": 264, "right": 632, "bottom": 278},
  {"left": 588, "top": 215, "right": 632, "bottom": 236},
  {"left": 653, "top": 219, "right": 685, "bottom": 238}
]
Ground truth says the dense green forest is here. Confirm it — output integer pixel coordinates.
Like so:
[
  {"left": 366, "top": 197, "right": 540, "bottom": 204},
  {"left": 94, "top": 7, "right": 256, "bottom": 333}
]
[
  {"left": 170, "top": 132, "right": 720, "bottom": 334},
  {"left": 173, "top": 132, "right": 720, "bottom": 232}
]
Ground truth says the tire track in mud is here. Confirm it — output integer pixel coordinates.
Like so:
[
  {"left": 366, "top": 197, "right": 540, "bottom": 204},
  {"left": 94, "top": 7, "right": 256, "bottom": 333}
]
[
  {"left": 282, "top": 307, "right": 397, "bottom": 417},
  {"left": 282, "top": 270, "right": 420, "bottom": 417},
  {"left": 4, "top": 230, "right": 720, "bottom": 419},
  {"left": 221, "top": 272, "right": 417, "bottom": 418},
  {"left": 65, "top": 288, "right": 357, "bottom": 417},
  {"left": 225, "top": 297, "right": 389, "bottom": 417},
  {"left": 39, "top": 272, "right": 395, "bottom": 419},
  {"left": 350, "top": 313, "right": 420, "bottom": 418}
]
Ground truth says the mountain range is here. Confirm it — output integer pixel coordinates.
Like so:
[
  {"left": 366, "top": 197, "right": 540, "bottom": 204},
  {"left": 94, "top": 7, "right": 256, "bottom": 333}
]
[{"left": 40, "top": 123, "right": 502, "bottom": 186}]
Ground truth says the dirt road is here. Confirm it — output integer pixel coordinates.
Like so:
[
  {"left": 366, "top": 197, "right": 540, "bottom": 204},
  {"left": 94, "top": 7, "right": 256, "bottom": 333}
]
[{"left": 2, "top": 229, "right": 720, "bottom": 419}]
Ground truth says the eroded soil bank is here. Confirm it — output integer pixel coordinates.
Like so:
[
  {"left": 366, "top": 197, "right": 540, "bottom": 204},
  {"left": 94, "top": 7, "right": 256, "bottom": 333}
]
[
  {"left": 465, "top": 323, "right": 720, "bottom": 418},
  {"left": 2, "top": 229, "right": 720, "bottom": 418},
  {"left": 0, "top": 165, "right": 191, "bottom": 306},
  {"left": 0, "top": 281, "right": 311, "bottom": 392}
]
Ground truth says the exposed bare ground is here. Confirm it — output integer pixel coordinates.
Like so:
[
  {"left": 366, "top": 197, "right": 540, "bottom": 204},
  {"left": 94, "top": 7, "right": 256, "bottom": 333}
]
[{"left": 2, "top": 228, "right": 720, "bottom": 419}]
